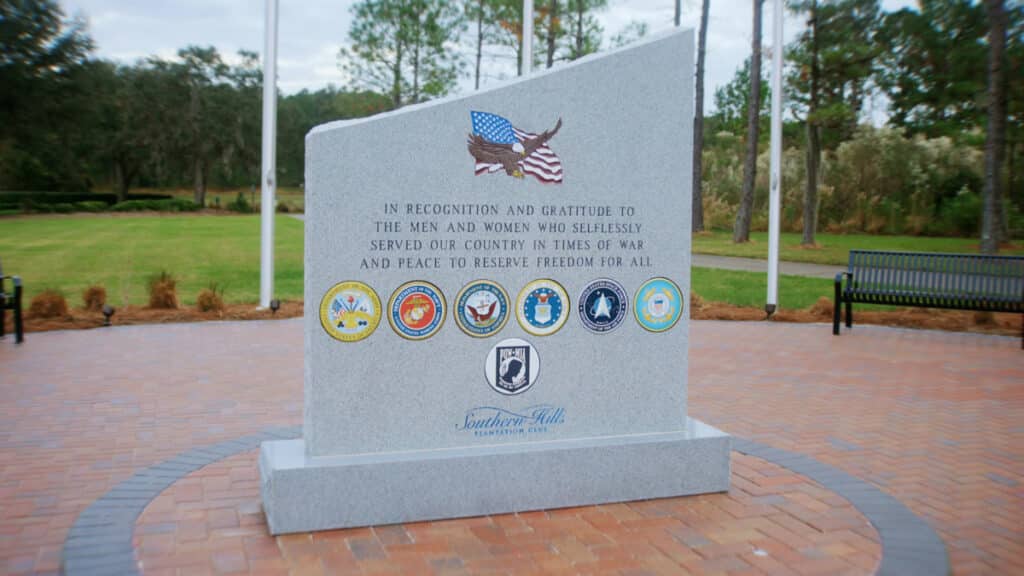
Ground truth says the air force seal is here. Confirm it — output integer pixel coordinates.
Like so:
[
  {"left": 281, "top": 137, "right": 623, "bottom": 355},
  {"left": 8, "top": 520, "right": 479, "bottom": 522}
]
[
  {"left": 454, "top": 280, "right": 510, "bottom": 337},
  {"left": 578, "top": 278, "right": 628, "bottom": 333},
  {"left": 319, "top": 281, "right": 381, "bottom": 342},
  {"left": 634, "top": 277, "right": 683, "bottom": 333},
  {"left": 485, "top": 338, "right": 540, "bottom": 395},
  {"left": 387, "top": 281, "right": 445, "bottom": 340},
  {"left": 516, "top": 279, "right": 569, "bottom": 336}
]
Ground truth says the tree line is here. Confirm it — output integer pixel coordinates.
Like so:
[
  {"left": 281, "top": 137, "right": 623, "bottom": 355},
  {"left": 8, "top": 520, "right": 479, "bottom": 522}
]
[
  {"left": 0, "top": 0, "right": 628, "bottom": 203},
  {"left": 704, "top": 0, "right": 1023, "bottom": 250},
  {"left": 1, "top": 0, "right": 1021, "bottom": 249}
]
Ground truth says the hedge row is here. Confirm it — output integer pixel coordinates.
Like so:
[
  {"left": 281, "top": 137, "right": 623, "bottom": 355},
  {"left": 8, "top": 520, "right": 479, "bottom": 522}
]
[
  {"left": 0, "top": 191, "right": 172, "bottom": 206},
  {"left": 0, "top": 198, "right": 199, "bottom": 214}
]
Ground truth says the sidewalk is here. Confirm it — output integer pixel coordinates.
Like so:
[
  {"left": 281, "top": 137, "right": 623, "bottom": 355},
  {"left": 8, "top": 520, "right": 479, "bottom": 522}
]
[{"left": 692, "top": 254, "right": 841, "bottom": 279}]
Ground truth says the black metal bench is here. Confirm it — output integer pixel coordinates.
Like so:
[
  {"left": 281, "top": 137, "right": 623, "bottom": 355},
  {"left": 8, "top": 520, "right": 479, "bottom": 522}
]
[
  {"left": 0, "top": 259, "right": 25, "bottom": 344},
  {"left": 833, "top": 250, "right": 1024, "bottom": 345}
]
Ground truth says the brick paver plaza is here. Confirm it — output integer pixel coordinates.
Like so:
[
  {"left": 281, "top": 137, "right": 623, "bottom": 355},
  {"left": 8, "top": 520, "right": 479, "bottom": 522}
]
[{"left": 1, "top": 319, "right": 1021, "bottom": 575}]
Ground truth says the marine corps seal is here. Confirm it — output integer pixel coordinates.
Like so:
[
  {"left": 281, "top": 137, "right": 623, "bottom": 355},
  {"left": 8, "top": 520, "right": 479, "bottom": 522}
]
[{"left": 387, "top": 281, "right": 445, "bottom": 340}]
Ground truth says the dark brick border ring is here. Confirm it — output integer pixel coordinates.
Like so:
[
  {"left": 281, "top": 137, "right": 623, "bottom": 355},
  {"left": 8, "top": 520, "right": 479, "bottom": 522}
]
[{"left": 61, "top": 429, "right": 949, "bottom": 575}]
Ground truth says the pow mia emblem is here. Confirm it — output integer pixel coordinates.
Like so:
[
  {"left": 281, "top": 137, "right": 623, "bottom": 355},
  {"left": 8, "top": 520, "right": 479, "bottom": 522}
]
[{"left": 485, "top": 338, "right": 540, "bottom": 395}]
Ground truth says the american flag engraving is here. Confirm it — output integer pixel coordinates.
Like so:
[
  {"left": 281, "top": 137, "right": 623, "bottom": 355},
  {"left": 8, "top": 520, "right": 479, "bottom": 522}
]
[{"left": 467, "top": 111, "right": 563, "bottom": 184}]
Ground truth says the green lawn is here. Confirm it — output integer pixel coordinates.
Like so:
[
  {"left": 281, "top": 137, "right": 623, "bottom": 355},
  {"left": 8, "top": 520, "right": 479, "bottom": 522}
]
[
  {"left": 0, "top": 215, "right": 304, "bottom": 306},
  {"left": 692, "top": 267, "right": 834, "bottom": 310},
  {"left": 693, "top": 230, "right": 1024, "bottom": 265},
  {"left": 0, "top": 214, "right": 945, "bottom": 312}
]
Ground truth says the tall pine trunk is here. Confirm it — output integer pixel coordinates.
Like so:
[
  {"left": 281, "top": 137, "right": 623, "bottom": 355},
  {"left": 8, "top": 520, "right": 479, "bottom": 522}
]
[
  {"left": 474, "top": 0, "right": 484, "bottom": 90},
  {"left": 733, "top": 0, "right": 763, "bottom": 243},
  {"left": 546, "top": 0, "right": 558, "bottom": 68},
  {"left": 692, "top": 0, "right": 710, "bottom": 233},
  {"left": 193, "top": 157, "right": 206, "bottom": 207},
  {"left": 981, "top": 0, "right": 1007, "bottom": 254},
  {"left": 802, "top": 0, "right": 821, "bottom": 247}
]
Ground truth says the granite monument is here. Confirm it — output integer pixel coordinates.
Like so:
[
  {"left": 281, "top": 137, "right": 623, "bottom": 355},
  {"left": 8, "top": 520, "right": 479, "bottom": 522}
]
[{"left": 259, "top": 28, "right": 731, "bottom": 534}]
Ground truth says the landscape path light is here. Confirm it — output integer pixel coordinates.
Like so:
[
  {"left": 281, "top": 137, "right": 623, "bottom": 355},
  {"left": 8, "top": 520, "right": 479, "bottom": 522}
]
[{"left": 102, "top": 304, "right": 115, "bottom": 327}]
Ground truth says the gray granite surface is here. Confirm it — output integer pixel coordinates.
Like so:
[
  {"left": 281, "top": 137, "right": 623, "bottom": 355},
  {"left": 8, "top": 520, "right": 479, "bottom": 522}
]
[{"left": 303, "top": 29, "right": 697, "bottom": 457}]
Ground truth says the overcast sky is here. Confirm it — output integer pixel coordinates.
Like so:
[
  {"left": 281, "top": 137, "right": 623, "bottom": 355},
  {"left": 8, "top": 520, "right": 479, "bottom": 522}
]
[{"left": 61, "top": 0, "right": 917, "bottom": 112}]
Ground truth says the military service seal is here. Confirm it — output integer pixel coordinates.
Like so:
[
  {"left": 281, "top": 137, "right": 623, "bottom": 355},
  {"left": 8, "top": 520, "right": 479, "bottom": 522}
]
[
  {"left": 516, "top": 279, "right": 569, "bottom": 336},
  {"left": 634, "top": 277, "right": 683, "bottom": 333},
  {"left": 319, "top": 281, "right": 381, "bottom": 342},
  {"left": 454, "top": 280, "right": 510, "bottom": 337},
  {"left": 578, "top": 278, "right": 628, "bottom": 333},
  {"left": 387, "top": 281, "right": 445, "bottom": 340},
  {"left": 484, "top": 338, "right": 540, "bottom": 395}
]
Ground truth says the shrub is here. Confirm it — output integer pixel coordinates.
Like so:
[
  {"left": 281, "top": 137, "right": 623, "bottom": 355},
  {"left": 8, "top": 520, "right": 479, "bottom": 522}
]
[
  {"left": 74, "top": 201, "right": 107, "bottom": 212},
  {"left": 147, "top": 271, "right": 178, "bottom": 309},
  {"left": 111, "top": 199, "right": 199, "bottom": 212},
  {"left": 52, "top": 202, "right": 74, "bottom": 213},
  {"left": 276, "top": 202, "right": 290, "bottom": 213},
  {"left": 28, "top": 289, "right": 68, "bottom": 318},
  {"left": 928, "top": 189, "right": 982, "bottom": 237},
  {"left": 82, "top": 285, "right": 107, "bottom": 311},
  {"left": 226, "top": 192, "right": 252, "bottom": 213},
  {"left": 196, "top": 283, "right": 225, "bottom": 313}
]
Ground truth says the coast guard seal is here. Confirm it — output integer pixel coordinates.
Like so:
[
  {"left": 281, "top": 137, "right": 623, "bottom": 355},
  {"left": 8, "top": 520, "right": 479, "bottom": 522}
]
[
  {"left": 319, "top": 281, "right": 381, "bottom": 342},
  {"left": 484, "top": 338, "right": 541, "bottom": 395},
  {"left": 387, "top": 281, "right": 445, "bottom": 340},
  {"left": 578, "top": 278, "right": 627, "bottom": 333},
  {"left": 634, "top": 277, "right": 683, "bottom": 333},
  {"left": 516, "top": 279, "right": 569, "bottom": 336},
  {"left": 454, "top": 280, "right": 510, "bottom": 337}
]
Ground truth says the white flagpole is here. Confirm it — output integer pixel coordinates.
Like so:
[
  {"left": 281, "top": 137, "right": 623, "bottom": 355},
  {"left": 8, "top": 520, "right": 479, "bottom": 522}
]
[
  {"left": 259, "top": 0, "right": 279, "bottom": 309},
  {"left": 767, "top": 0, "right": 783, "bottom": 316},
  {"left": 522, "top": 0, "right": 533, "bottom": 75}
]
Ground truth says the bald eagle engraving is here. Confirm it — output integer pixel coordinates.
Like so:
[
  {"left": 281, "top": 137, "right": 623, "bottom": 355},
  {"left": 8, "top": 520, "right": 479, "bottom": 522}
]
[{"left": 467, "top": 112, "right": 564, "bottom": 183}]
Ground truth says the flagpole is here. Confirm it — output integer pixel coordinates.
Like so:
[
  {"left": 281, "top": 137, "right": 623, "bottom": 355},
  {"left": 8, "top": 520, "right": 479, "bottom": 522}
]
[
  {"left": 766, "top": 0, "right": 783, "bottom": 316},
  {"left": 259, "top": 0, "right": 279, "bottom": 309},
  {"left": 522, "top": 0, "right": 533, "bottom": 75}
]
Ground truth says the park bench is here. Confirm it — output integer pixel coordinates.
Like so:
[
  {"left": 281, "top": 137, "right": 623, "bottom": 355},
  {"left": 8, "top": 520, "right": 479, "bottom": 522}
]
[
  {"left": 0, "top": 258, "right": 24, "bottom": 342},
  {"left": 833, "top": 250, "right": 1024, "bottom": 346},
  {"left": 0, "top": 259, "right": 25, "bottom": 344}
]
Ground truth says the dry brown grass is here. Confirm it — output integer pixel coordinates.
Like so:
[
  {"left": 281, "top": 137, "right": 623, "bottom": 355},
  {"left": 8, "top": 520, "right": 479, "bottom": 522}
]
[
  {"left": 196, "top": 286, "right": 226, "bottom": 313},
  {"left": 28, "top": 290, "right": 68, "bottom": 318},
  {"left": 82, "top": 285, "right": 107, "bottom": 312},
  {"left": 148, "top": 271, "right": 178, "bottom": 309}
]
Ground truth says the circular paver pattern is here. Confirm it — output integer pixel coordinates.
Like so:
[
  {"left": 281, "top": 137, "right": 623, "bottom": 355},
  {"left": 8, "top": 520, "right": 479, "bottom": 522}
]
[
  {"left": 3, "top": 319, "right": 1019, "bottom": 575},
  {"left": 128, "top": 442, "right": 888, "bottom": 575},
  {"left": 61, "top": 422, "right": 946, "bottom": 575}
]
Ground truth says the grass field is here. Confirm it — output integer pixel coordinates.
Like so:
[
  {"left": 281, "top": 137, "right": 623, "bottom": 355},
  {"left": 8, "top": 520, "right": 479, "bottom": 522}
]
[
  {"left": 691, "top": 267, "right": 833, "bottom": 309},
  {"left": 0, "top": 215, "right": 304, "bottom": 306},
  {"left": 693, "top": 230, "right": 1024, "bottom": 265},
  {"left": 0, "top": 214, "right": 1012, "bottom": 311}
]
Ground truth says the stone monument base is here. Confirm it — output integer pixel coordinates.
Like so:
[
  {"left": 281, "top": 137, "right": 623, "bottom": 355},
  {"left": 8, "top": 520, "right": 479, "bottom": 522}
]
[{"left": 259, "top": 418, "right": 730, "bottom": 534}]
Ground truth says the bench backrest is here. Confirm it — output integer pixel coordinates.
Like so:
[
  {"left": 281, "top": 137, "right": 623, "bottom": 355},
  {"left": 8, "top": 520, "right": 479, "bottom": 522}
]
[{"left": 847, "top": 250, "right": 1024, "bottom": 305}]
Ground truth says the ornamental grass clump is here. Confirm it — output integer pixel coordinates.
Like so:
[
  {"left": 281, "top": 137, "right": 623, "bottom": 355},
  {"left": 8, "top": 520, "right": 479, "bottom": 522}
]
[
  {"left": 28, "top": 289, "right": 68, "bottom": 318},
  {"left": 196, "top": 283, "right": 225, "bottom": 313},
  {"left": 82, "top": 285, "right": 107, "bottom": 312},
  {"left": 148, "top": 271, "right": 178, "bottom": 309}
]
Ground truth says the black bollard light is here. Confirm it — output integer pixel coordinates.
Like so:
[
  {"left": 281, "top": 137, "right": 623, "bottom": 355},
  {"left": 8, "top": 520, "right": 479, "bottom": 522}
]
[{"left": 102, "top": 304, "right": 115, "bottom": 327}]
